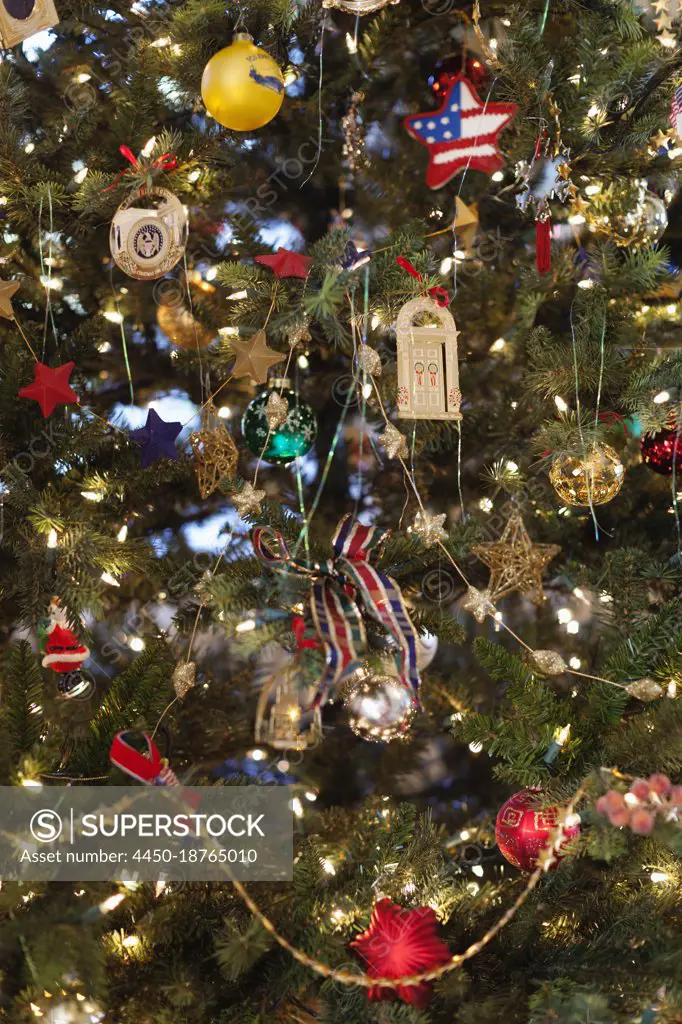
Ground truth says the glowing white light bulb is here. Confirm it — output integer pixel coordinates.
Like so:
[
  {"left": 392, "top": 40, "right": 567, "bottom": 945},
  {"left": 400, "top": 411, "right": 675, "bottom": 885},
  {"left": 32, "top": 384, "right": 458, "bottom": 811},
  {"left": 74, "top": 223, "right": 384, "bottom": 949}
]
[{"left": 236, "top": 618, "right": 256, "bottom": 633}]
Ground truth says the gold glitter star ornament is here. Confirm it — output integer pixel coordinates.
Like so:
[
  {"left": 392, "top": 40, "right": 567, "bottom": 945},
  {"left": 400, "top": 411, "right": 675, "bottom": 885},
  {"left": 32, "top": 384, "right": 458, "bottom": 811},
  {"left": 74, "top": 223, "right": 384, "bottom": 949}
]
[
  {"left": 230, "top": 330, "right": 284, "bottom": 384},
  {"left": 471, "top": 512, "right": 560, "bottom": 605},
  {"left": 625, "top": 678, "right": 664, "bottom": 701},
  {"left": 357, "top": 346, "right": 382, "bottom": 377},
  {"left": 412, "top": 510, "right": 448, "bottom": 546},
  {"left": 530, "top": 650, "right": 567, "bottom": 676},
  {"left": 231, "top": 481, "right": 266, "bottom": 518},
  {"left": 173, "top": 661, "right": 196, "bottom": 698},
  {"left": 265, "top": 391, "right": 289, "bottom": 431},
  {"left": 380, "top": 423, "right": 408, "bottom": 460},
  {"left": 189, "top": 402, "right": 238, "bottom": 499},
  {"left": 461, "top": 586, "right": 496, "bottom": 623}
]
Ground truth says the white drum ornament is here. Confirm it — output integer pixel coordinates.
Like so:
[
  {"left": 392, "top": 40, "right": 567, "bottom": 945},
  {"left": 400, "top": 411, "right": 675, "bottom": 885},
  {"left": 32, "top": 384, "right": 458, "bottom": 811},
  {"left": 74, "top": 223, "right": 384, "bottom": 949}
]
[
  {"left": 110, "top": 187, "right": 188, "bottom": 281},
  {"left": 395, "top": 296, "right": 462, "bottom": 421}
]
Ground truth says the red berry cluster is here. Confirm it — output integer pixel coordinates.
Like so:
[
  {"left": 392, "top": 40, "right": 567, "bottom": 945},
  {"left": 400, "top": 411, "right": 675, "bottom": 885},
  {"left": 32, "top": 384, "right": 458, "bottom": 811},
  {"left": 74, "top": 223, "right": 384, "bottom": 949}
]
[{"left": 597, "top": 775, "right": 682, "bottom": 834}]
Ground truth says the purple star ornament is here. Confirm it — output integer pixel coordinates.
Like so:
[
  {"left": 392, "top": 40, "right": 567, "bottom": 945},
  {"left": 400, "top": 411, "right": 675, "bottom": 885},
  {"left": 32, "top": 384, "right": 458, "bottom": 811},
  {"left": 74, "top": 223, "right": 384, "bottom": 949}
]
[{"left": 129, "top": 408, "right": 182, "bottom": 468}]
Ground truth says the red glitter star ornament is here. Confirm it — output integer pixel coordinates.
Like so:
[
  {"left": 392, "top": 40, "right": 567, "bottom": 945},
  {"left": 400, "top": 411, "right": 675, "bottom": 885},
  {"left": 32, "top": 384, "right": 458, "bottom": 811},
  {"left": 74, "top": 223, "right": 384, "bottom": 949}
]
[
  {"left": 19, "top": 361, "right": 78, "bottom": 417},
  {"left": 255, "top": 248, "right": 312, "bottom": 279},
  {"left": 349, "top": 898, "right": 451, "bottom": 1008}
]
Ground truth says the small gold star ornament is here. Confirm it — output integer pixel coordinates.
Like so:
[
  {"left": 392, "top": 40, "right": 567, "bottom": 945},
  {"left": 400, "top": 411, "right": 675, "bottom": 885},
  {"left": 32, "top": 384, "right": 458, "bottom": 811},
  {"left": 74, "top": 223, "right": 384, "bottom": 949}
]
[
  {"left": 530, "top": 649, "right": 567, "bottom": 676},
  {"left": 380, "top": 423, "right": 408, "bottom": 460},
  {"left": 0, "top": 280, "right": 20, "bottom": 319},
  {"left": 189, "top": 402, "right": 238, "bottom": 498},
  {"left": 231, "top": 330, "right": 284, "bottom": 384},
  {"left": 265, "top": 390, "right": 289, "bottom": 431},
  {"left": 231, "top": 480, "right": 266, "bottom": 518},
  {"left": 624, "top": 678, "right": 664, "bottom": 701},
  {"left": 461, "top": 586, "right": 496, "bottom": 623},
  {"left": 412, "top": 510, "right": 448, "bottom": 546},
  {"left": 173, "top": 660, "right": 196, "bottom": 698},
  {"left": 357, "top": 346, "right": 382, "bottom": 377},
  {"left": 288, "top": 319, "right": 312, "bottom": 348},
  {"left": 471, "top": 512, "right": 561, "bottom": 606}
]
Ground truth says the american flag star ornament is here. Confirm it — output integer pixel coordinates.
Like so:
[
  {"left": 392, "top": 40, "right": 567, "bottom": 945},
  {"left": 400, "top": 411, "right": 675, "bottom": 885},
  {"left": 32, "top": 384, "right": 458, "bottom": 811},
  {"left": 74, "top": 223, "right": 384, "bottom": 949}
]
[
  {"left": 671, "top": 84, "right": 682, "bottom": 141},
  {"left": 404, "top": 75, "right": 517, "bottom": 189}
]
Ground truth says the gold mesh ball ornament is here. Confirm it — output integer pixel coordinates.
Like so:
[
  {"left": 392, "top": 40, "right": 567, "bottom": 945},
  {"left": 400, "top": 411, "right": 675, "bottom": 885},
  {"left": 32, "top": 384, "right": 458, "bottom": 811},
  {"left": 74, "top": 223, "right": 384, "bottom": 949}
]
[
  {"left": 189, "top": 402, "right": 239, "bottom": 499},
  {"left": 549, "top": 443, "right": 624, "bottom": 506}
]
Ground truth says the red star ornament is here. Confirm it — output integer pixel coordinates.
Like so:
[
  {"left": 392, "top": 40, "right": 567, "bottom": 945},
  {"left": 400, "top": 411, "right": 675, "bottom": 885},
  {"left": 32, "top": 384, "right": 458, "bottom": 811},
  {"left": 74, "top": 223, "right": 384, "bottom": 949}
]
[
  {"left": 404, "top": 75, "right": 517, "bottom": 189},
  {"left": 255, "top": 248, "right": 312, "bottom": 279},
  {"left": 349, "top": 898, "right": 451, "bottom": 1008},
  {"left": 19, "top": 361, "right": 78, "bottom": 417}
]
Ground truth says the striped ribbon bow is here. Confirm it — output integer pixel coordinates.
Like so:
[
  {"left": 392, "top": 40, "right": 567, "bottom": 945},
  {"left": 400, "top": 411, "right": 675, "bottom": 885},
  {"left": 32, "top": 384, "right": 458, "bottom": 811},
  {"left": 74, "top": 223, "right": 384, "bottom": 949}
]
[
  {"left": 110, "top": 730, "right": 179, "bottom": 786},
  {"left": 252, "top": 515, "right": 422, "bottom": 707}
]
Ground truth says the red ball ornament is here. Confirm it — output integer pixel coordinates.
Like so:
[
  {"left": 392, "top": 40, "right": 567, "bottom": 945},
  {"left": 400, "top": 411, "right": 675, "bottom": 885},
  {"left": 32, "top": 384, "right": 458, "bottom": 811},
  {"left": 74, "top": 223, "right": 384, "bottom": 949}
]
[
  {"left": 495, "top": 790, "right": 580, "bottom": 872},
  {"left": 429, "top": 53, "right": 487, "bottom": 98},
  {"left": 349, "top": 898, "right": 451, "bottom": 1008},
  {"left": 641, "top": 428, "right": 682, "bottom": 476}
]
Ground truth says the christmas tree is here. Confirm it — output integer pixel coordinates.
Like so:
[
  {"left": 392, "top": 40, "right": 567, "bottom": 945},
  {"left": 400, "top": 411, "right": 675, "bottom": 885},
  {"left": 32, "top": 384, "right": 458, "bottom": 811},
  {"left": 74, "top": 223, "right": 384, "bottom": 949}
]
[{"left": 1, "top": 0, "right": 682, "bottom": 1020}]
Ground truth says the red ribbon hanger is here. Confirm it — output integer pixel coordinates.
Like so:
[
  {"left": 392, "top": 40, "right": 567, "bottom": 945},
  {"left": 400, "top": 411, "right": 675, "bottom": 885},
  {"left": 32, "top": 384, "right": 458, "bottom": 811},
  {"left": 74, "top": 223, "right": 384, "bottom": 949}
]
[
  {"left": 104, "top": 144, "right": 178, "bottom": 192},
  {"left": 396, "top": 256, "right": 450, "bottom": 308},
  {"left": 292, "top": 615, "right": 322, "bottom": 652}
]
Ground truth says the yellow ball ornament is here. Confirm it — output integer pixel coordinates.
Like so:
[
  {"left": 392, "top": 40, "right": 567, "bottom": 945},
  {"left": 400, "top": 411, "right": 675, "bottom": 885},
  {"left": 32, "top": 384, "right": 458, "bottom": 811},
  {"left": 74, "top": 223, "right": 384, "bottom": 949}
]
[
  {"left": 201, "top": 33, "right": 284, "bottom": 132},
  {"left": 549, "top": 443, "right": 625, "bottom": 506}
]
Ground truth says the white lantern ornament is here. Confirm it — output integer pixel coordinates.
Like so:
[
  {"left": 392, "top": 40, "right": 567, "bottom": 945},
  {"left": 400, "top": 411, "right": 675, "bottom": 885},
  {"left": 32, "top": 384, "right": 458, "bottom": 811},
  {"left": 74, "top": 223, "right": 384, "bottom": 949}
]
[
  {"left": 110, "top": 186, "right": 188, "bottom": 281},
  {"left": 395, "top": 296, "right": 462, "bottom": 421}
]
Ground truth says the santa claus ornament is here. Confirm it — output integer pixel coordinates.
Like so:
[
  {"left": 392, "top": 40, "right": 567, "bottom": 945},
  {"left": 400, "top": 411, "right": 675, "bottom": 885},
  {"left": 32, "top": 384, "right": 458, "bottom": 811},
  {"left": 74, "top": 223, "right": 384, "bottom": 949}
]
[
  {"left": 349, "top": 898, "right": 451, "bottom": 1008},
  {"left": 495, "top": 789, "right": 581, "bottom": 872},
  {"left": 40, "top": 599, "right": 91, "bottom": 696},
  {"left": 404, "top": 74, "right": 516, "bottom": 189}
]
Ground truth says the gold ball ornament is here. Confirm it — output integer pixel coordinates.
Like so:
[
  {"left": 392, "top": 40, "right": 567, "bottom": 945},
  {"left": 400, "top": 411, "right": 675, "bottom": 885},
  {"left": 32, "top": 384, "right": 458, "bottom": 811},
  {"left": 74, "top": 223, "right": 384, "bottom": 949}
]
[
  {"left": 157, "top": 301, "right": 214, "bottom": 349},
  {"left": 549, "top": 443, "right": 624, "bottom": 506},
  {"left": 201, "top": 33, "right": 284, "bottom": 132},
  {"left": 583, "top": 180, "right": 668, "bottom": 247}
]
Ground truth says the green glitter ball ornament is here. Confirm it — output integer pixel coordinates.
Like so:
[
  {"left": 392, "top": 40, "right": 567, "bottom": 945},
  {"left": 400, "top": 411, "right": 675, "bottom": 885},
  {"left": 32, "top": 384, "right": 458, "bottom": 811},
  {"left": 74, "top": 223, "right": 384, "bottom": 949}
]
[{"left": 241, "top": 379, "right": 317, "bottom": 465}]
